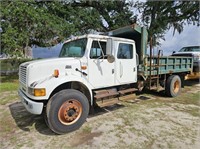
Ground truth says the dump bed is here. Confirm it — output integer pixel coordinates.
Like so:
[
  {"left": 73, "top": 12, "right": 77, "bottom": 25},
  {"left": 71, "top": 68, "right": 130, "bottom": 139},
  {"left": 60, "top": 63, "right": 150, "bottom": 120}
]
[{"left": 139, "top": 56, "right": 193, "bottom": 76}]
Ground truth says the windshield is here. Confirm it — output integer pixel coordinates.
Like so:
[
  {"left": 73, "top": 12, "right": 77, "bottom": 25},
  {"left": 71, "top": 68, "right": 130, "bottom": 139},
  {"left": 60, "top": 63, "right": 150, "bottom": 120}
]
[
  {"left": 179, "top": 46, "right": 200, "bottom": 52},
  {"left": 59, "top": 38, "right": 87, "bottom": 57}
]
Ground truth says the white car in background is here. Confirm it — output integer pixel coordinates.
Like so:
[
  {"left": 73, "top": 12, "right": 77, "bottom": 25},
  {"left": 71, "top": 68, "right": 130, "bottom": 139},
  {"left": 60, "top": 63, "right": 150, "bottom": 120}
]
[{"left": 172, "top": 46, "right": 200, "bottom": 72}]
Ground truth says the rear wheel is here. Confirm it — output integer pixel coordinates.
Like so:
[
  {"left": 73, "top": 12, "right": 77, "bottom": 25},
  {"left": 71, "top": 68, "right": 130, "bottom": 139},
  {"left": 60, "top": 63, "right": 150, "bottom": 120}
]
[
  {"left": 166, "top": 75, "right": 181, "bottom": 97},
  {"left": 45, "top": 89, "right": 89, "bottom": 134}
]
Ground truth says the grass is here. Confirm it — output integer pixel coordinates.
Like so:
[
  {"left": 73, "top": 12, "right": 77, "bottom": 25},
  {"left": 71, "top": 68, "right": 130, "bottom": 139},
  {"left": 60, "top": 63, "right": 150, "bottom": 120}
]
[
  {"left": 0, "top": 75, "right": 19, "bottom": 105},
  {"left": 0, "top": 94, "right": 19, "bottom": 105},
  {"left": 140, "top": 90, "right": 200, "bottom": 118},
  {"left": 0, "top": 75, "right": 19, "bottom": 92},
  {"left": 0, "top": 82, "right": 18, "bottom": 92},
  {"left": 82, "top": 125, "right": 92, "bottom": 133},
  {"left": 0, "top": 76, "right": 199, "bottom": 148},
  {"left": 174, "top": 92, "right": 200, "bottom": 105}
]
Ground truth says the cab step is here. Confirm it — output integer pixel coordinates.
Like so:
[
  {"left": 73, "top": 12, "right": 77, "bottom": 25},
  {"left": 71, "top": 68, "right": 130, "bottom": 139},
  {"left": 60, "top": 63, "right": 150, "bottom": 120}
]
[
  {"left": 94, "top": 88, "right": 138, "bottom": 107},
  {"left": 94, "top": 89, "right": 119, "bottom": 99}
]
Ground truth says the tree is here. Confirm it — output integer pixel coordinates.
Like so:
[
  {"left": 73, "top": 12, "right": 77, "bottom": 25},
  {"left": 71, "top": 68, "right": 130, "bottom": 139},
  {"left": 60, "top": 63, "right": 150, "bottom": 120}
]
[
  {"left": 137, "top": 0, "right": 200, "bottom": 45},
  {"left": 2, "top": 0, "right": 198, "bottom": 57},
  {"left": 68, "top": 0, "right": 135, "bottom": 31},
  {"left": 0, "top": 0, "right": 75, "bottom": 57},
  {"left": 0, "top": 0, "right": 134, "bottom": 57}
]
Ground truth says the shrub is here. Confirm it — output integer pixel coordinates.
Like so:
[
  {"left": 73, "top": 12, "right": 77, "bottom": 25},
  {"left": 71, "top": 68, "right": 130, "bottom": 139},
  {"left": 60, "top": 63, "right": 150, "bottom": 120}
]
[{"left": 0, "top": 58, "right": 32, "bottom": 76}]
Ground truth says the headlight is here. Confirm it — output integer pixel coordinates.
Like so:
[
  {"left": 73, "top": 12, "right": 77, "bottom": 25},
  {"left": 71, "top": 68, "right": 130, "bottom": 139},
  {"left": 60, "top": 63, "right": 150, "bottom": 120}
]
[{"left": 28, "top": 87, "right": 46, "bottom": 96}]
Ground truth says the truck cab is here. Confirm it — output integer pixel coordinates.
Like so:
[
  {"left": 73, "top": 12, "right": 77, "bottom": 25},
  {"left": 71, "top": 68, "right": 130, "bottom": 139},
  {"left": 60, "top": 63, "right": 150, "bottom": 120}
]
[
  {"left": 82, "top": 34, "right": 137, "bottom": 87},
  {"left": 19, "top": 34, "right": 138, "bottom": 134}
]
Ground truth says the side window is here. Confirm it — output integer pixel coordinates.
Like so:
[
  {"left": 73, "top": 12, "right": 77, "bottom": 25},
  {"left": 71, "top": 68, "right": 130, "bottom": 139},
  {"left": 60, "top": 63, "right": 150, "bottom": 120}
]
[
  {"left": 90, "top": 41, "right": 106, "bottom": 59},
  {"left": 117, "top": 43, "right": 133, "bottom": 59}
]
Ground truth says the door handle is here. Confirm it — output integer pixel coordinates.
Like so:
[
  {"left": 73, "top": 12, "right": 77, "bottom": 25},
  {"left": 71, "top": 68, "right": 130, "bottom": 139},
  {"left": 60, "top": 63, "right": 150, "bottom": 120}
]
[{"left": 120, "top": 62, "right": 123, "bottom": 78}]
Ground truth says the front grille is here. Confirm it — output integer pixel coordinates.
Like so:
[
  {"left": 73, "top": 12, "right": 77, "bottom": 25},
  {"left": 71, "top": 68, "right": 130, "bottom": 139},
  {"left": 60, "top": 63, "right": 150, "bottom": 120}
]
[{"left": 19, "top": 65, "right": 27, "bottom": 85}]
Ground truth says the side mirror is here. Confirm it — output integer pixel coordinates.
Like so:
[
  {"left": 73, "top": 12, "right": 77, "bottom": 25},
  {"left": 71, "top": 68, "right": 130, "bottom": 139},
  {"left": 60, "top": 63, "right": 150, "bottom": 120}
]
[
  {"left": 106, "top": 38, "right": 112, "bottom": 55},
  {"left": 106, "top": 38, "right": 115, "bottom": 63},
  {"left": 172, "top": 51, "right": 176, "bottom": 54},
  {"left": 107, "top": 55, "right": 115, "bottom": 63}
]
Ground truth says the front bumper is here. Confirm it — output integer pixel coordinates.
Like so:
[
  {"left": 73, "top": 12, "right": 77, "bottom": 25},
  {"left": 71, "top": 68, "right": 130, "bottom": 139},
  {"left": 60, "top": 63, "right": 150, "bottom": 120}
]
[
  {"left": 18, "top": 89, "right": 43, "bottom": 115},
  {"left": 185, "top": 72, "right": 200, "bottom": 80}
]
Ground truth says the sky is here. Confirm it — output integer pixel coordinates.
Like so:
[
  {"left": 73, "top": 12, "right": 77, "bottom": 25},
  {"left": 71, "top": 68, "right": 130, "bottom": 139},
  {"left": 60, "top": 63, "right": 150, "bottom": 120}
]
[
  {"left": 160, "top": 25, "right": 200, "bottom": 55},
  {"left": 32, "top": 43, "right": 62, "bottom": 58}
]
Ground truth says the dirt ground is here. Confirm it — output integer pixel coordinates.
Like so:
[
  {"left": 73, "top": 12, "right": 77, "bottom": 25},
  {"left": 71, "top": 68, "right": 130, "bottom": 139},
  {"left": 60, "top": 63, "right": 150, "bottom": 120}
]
[{"left": 0, "top": 80, "right": 200, "bottom": 149}]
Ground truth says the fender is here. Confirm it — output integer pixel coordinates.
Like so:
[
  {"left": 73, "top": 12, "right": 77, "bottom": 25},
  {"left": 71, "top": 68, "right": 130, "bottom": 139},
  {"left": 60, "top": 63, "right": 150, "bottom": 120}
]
[{"left": 28, "top": 75, "right": 94, "bottom": 104}]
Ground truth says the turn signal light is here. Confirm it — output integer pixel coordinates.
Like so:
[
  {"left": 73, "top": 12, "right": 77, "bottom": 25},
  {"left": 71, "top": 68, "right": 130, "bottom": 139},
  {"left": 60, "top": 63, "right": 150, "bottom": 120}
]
[
  {"left": 34, "top": 88, "right": 46, "bottom": 96},
  {"left": 54, "top": 69, "right": 59, "bottom": 78},
  {"left": 81, "top": 66, "right": 87, "bottom": 70}
]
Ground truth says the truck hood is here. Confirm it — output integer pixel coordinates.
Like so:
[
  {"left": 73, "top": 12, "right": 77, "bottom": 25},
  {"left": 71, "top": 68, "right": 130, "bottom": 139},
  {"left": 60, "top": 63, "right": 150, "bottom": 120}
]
[
  {"left": 172, "top": 52, "right": 200, "bottom": 56},
  {"left": 23, "top": 57, "right": 79, "bottom": 66},
  {"left": 20, "top": 58, "right": 82, "bottom": 86}
]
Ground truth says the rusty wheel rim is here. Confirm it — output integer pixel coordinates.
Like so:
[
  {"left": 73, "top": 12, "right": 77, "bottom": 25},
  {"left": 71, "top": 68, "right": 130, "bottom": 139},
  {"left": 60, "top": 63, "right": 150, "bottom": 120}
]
[
  {"left": 58, "top": 99, "right": 82, "bottom": 125},
  {"left": 173, "top": 80, "right": 180, "bottom": 93}
]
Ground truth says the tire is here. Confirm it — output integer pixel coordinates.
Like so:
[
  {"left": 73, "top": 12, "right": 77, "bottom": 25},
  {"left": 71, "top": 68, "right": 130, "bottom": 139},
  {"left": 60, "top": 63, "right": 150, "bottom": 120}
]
[
  {"left": 43, "top": 107, "right": 50, "bottom": 128},
  {"left": 165, "top": 75, "right": 181, "bottom": 97},
  {"left": 45, "top": 89, "right": 89, "bottom": 134}
]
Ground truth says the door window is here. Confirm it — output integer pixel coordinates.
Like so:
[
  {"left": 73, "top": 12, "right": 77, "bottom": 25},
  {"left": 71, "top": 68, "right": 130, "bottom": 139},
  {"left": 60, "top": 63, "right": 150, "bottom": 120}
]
[
  {"left": 117, "top": 43, "right": 133, "bottom": 59},
  {"left": 90, "top": 41, "right": 106, "bottom": 59}
]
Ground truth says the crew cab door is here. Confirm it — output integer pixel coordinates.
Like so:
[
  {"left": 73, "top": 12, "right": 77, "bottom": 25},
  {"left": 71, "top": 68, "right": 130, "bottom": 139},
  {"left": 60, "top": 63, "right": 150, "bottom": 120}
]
[
  {"left": 115, "top": 41, "right": 137, "bottom": 84},
  {"left": 87, "top": 39, "right": 115, "bottom": 88}
]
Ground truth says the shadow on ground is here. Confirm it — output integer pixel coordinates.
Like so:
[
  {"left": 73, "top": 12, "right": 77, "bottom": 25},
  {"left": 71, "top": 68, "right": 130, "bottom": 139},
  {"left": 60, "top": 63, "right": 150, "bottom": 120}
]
[
  {"left": 9, "top": 101, "right": 125, "bottom": 135},
  {"left": 9, "top": 102, "right": 56, "bottom": 136},
  {"left": 184, "top": 79, "right": 199, "bottom": 86},
  {"left": 89, "top": 104, "right": 125, "bottom": 118},
  {"left": 136, "top": 79, "right": 199, "bottom": 98}
]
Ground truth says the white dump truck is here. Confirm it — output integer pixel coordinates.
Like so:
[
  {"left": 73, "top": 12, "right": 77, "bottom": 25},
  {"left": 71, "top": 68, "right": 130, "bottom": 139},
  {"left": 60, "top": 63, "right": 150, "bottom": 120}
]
[{"left": 18, "top": 24, "right": 193, "bottom": 134}]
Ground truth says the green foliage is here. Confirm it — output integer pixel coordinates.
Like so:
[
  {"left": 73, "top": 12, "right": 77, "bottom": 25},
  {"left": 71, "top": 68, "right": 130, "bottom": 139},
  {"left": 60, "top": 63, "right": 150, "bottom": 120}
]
[
  {"left": 1, "top": 0, "right": 133, "bottom": 57},
  {"left": 0, "top": 75, "right": 19, "bottom": 83},
  {"left": 1, "top": 0, "right": 75, "bottom": 56},
  {"left": 0, "top": 58, "right": 31, "bottom": 75},
  {"left": 138, "top": 0, "right": 200, "bottom": 45},
  {"left": 1, "top": 0, "right": 199, "bottom": 56}
]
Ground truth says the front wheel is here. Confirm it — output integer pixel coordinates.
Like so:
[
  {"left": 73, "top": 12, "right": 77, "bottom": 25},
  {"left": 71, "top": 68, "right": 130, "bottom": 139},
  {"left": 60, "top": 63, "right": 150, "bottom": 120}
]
[
  {"left": 45, "top": 89, "right": 89, "bottom": 134},
  {"left": 165, "top": 75, "right": 181, "bottom": 97}
]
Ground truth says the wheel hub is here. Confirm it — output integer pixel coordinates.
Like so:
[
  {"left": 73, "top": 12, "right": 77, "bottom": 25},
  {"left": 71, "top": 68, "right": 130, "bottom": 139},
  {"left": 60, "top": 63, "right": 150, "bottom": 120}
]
[
  {"left": 173, "top": 80, "right": 180, "bottom": 93},
  {"left": 58, "top": 100, "right": 82, "bottom": 125},
  {"left": 67, "top": 109, "right": 76, "bottom": 117}
]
